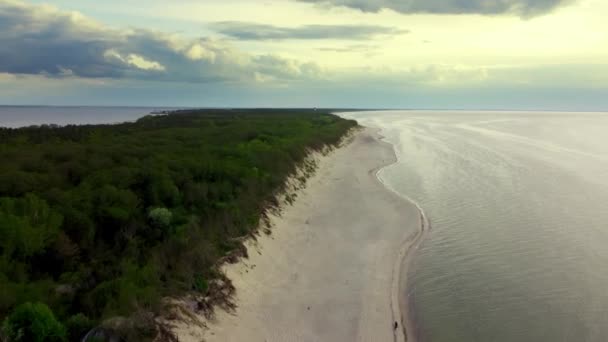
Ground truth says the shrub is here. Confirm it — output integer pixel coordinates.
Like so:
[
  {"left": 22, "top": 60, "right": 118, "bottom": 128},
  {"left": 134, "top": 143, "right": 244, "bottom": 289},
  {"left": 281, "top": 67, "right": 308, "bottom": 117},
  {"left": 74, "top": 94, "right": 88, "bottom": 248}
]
[
  {"left": 148, "top": 207, "right": 172, "bottom": 229},
  {"left": 193, "top": 274, "right": 209, "bottom": 293},
  {"left": 65, "top": 313, "right": 94, "bottom": 341},
  {"left": 2, "top": 302, "right": 66, "bottom": 342}
]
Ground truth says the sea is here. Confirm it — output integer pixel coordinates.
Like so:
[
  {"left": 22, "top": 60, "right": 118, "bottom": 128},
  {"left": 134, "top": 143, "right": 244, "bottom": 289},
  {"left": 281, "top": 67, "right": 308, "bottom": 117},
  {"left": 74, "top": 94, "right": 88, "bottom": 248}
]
[
  {"left": 0, "top": 106, "right": 185, "bottom": 128},
  {"left": 342, "top": 110, "right": 608, "bottom": 342}
]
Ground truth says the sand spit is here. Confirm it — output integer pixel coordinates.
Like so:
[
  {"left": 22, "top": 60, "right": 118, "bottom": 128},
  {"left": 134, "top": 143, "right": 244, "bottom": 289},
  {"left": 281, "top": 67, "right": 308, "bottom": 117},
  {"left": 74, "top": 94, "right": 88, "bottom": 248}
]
[{"left": 171, "top": 128, "right": 424, "bottom": 342}]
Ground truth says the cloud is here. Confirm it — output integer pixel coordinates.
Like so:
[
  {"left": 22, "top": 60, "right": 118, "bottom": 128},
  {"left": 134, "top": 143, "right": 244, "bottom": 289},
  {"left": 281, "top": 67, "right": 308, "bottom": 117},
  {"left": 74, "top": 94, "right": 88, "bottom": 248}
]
[
  {"left": 298, "top": 0, "right": 574, "bottom": 17},
  {"left": 333, "top": 64, "right": 491, "bottom": 87},
  {"left": 335, "top": 63, "right": 608, "bottom": 90},
  {"left": 317, "top": 44, "right": 379, "bottom": 53},
  {"left": 211, "top": 21, "right": 408, "bottom": 40},
  {"left": 0, "top": 0, "right": 322, "bottom": 83}
]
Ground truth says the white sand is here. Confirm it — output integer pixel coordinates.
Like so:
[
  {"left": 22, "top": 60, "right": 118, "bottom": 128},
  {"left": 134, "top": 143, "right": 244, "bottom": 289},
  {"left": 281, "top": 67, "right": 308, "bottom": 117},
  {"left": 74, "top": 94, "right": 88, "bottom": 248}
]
[{"left": 172, "top": 128, "right": 423, "bottom": 342}]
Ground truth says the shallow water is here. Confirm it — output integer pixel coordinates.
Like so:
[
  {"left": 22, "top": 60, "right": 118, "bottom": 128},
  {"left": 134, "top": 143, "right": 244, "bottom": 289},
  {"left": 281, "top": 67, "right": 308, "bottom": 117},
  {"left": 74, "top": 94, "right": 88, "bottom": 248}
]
[
  {"left": 0, "top": 106, "right": 183, "bottom": 128},
  {"left": 342, "top": 111, "right": 608, "bottom": 342}
]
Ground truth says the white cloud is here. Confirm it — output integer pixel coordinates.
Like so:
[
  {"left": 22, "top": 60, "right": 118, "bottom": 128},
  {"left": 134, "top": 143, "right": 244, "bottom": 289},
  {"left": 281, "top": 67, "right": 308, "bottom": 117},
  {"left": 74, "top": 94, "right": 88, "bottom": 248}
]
[
  {"left": 104, "top": 49, "right": 166, "bottom": 71},
  {"left": 185, "top": 44, "right": 217, "bottom": 62}
]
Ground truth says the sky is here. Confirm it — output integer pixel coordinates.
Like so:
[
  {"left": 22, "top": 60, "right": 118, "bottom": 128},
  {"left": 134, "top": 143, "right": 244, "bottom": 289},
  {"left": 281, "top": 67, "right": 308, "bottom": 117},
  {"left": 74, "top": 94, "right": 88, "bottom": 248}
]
[{"left": 0, "top": 0, "right": 607, "bottom": 109}]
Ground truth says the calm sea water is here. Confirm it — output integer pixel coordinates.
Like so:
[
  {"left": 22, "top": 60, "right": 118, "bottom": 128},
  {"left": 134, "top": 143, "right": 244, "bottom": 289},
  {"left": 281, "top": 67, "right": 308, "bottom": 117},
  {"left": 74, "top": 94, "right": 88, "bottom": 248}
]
[
  {"left": 0, "top": 106, "right": 186, "bottom": 128},
  {"left": 342, "top": 111, "right": 608, "bottom": 342}
]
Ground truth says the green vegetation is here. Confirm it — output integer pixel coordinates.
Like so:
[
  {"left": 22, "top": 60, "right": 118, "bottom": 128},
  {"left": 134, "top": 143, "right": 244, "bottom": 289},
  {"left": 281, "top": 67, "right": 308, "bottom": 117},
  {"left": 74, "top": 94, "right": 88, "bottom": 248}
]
[
  {"left": 2, "top": 302, "right": 66, "bottom": 342},
  {"left": 0, "top": 109, "right": 356, "bottom": 340}
]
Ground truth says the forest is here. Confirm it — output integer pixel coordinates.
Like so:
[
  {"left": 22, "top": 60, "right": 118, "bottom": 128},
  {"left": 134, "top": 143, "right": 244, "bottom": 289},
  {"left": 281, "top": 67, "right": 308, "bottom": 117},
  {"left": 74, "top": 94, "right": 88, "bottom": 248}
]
[{"left": 0, "top": 109, "right": 357, "bottom": 341}]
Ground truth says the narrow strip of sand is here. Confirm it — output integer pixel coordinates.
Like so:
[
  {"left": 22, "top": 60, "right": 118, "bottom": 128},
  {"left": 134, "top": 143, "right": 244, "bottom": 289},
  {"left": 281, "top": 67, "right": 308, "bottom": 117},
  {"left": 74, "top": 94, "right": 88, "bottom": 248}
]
[{"left": 172, "top": 127, "right": 423, "bottom": 341}]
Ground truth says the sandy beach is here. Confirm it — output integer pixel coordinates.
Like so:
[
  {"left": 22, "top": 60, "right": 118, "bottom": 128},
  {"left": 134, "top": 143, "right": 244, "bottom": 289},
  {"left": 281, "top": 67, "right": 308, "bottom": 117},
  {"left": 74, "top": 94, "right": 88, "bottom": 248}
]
[{"left": 172, "top": 127, "right": 424, "bottom": 342}]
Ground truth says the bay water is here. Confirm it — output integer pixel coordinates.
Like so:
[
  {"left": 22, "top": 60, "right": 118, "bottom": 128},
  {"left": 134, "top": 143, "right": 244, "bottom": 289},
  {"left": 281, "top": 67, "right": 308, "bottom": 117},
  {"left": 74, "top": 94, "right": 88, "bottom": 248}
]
[{"left": 0, "top": 106, "right": 183, "bottom": 128}]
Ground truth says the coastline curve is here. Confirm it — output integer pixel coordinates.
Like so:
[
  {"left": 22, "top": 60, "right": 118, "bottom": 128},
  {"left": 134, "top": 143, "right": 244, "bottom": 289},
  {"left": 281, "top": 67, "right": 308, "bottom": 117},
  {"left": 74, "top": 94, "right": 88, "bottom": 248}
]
[
  {"left": 172, "top": 125, "right": 429, "bottom": 341},
  {"left": 369, "top": 128, "right": 430, "bottom": 342}
]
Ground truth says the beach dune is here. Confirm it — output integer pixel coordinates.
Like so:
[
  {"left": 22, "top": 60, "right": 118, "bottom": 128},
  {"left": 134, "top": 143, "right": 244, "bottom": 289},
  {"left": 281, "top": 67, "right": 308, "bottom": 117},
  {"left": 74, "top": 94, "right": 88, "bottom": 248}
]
[{"left": 174, "top": 128, "right": 423, "bottom": 341}]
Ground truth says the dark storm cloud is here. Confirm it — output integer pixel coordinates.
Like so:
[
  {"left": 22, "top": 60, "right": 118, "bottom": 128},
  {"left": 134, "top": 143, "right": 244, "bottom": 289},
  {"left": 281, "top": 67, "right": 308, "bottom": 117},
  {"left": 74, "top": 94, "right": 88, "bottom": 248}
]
[
  {"left": 0, "top": 1, "right": 322, "bottom": 82},
  {"left": 212, "top": 21, "right": 408, "bottom": 40},
  {"left": 298, "top": 0, "right": 574, "bottom": 17}
]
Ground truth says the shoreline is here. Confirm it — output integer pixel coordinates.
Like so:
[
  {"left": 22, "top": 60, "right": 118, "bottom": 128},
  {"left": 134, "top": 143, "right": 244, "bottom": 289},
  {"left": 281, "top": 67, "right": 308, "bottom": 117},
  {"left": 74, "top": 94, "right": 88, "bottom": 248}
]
[
  {"left": 169, "top": 127, "right": 426, "bottom": 341},
  {"left": 371, "top": 130, "right": 430, "bottom": 342}
]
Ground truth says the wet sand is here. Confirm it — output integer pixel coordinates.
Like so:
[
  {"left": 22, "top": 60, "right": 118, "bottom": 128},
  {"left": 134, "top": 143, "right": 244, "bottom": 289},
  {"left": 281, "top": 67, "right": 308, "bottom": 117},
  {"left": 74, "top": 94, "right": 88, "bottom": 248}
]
[{"left": 172, "top": 127, "right": 424, "bottom": 341}]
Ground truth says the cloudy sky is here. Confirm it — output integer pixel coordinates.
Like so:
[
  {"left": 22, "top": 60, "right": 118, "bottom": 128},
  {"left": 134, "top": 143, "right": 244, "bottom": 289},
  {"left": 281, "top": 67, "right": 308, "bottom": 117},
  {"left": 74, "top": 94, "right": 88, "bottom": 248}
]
[{"left": 1, "top": 0, "right": 607, "bottom": 109}]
